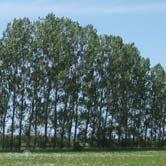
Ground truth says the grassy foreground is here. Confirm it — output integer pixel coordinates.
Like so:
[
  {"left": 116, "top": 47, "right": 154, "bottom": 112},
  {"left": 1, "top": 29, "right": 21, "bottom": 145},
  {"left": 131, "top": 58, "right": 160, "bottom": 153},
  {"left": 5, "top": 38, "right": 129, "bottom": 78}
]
[{"left": 0, "top": 150, "right": 165, "bottom": 166}]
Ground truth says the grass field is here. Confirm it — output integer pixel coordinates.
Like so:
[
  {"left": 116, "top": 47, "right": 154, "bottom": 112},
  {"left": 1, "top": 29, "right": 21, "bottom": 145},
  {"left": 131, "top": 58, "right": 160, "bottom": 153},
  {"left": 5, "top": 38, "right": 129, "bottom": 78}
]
[{"left": 0, "top": 150, "right": 166, "bottom": 166}]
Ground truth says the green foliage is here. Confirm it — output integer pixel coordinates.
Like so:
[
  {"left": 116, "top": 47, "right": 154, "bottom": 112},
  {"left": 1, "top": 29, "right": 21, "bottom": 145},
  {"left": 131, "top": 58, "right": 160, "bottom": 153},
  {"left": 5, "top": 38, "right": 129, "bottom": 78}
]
[{"left": 0, "top": 13, "right": 165, "bottom": 150}]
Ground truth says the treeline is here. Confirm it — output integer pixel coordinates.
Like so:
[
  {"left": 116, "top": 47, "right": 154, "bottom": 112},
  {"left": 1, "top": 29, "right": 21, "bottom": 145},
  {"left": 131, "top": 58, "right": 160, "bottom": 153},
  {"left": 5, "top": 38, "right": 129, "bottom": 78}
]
[{"left": 0, "top": 14, "right": 165, "bottom": 150}]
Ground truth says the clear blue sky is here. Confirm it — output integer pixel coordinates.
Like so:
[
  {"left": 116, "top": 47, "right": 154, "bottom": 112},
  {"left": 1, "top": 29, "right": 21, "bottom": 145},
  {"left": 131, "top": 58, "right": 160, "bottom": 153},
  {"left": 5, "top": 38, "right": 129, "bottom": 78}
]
[{"left": 0, "top": 0, "right": 166, "bottom": 67}]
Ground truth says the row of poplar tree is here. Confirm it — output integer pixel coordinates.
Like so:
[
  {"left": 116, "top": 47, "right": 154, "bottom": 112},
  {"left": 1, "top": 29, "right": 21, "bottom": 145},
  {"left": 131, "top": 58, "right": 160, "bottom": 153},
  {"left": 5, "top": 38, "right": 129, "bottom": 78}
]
[{"left": 0, "top": 14, "right": 166, "bottom": 150}]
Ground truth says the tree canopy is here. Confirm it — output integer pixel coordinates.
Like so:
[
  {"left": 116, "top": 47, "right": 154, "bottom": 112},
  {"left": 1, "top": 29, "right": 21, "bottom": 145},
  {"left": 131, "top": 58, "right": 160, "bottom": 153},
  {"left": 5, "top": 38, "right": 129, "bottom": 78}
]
[{"left": 0, "top": 14, "right": 165, "bottom": 150}]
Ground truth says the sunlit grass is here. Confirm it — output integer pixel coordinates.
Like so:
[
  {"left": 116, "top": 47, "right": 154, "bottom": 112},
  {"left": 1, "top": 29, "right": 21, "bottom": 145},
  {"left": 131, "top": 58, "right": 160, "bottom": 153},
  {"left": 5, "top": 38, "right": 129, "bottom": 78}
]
[{"left": 0, "top": 150, "right": 165, "bottom": 166}]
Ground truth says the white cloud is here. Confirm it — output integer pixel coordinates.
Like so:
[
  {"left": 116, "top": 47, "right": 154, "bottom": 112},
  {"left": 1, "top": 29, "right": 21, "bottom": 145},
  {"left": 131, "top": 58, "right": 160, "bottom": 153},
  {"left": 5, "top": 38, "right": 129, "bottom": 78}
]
[{"left": 0, "top": 0, "right": 166, "bottom": 20}]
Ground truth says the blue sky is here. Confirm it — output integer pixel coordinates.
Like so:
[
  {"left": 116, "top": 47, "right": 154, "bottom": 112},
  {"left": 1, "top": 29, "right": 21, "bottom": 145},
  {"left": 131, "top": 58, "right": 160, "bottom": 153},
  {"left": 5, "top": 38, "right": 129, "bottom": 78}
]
[{"left": 0, "top": 0, "right": 165, "bottom": 67}]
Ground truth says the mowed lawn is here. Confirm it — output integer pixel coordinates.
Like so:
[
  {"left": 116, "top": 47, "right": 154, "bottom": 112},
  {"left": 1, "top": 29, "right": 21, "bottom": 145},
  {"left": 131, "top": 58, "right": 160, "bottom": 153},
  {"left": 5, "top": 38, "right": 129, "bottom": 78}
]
[{"left": 0, "top": 150, "right": 166, "bottom": 166}]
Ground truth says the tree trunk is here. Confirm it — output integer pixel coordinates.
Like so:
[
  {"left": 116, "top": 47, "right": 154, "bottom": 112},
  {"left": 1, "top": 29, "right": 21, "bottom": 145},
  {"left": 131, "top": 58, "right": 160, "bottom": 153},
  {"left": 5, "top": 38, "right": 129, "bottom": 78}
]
[
  {"left": 53, "top": 88, "right": 58, "bottom": 147},
  {"left": 2, "top": 109, "right": 7, "bottom": 149},
  {"left": 27, "top": 97, "right": 35, "bottom": 148},
  {"left": 34, "top": 102, "right": 39, "bottom": 149},
  {"left": 44, "top": 80, "right": 51, "bottom": 148},
  {"left": 84, "top": 108, "right": 90, "bottom": 145},
  {"left": 18, "top": 87, "right": 24, "bottom": 150},
  {"left": 60, "top": 98, "right": 68, "bottom": 147},
  {"left": 11, "top": 86, "right": 16, "bottom": 150},
  {"left": 73, "top": 100, "right": 78, "bottom": 145}
]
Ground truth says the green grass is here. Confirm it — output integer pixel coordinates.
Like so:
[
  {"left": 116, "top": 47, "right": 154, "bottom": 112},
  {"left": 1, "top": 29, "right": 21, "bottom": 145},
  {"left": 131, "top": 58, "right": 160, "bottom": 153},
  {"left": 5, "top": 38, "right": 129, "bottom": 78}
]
[{"left": 0, "top": 150, "right": 166, "bottom": 166}]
